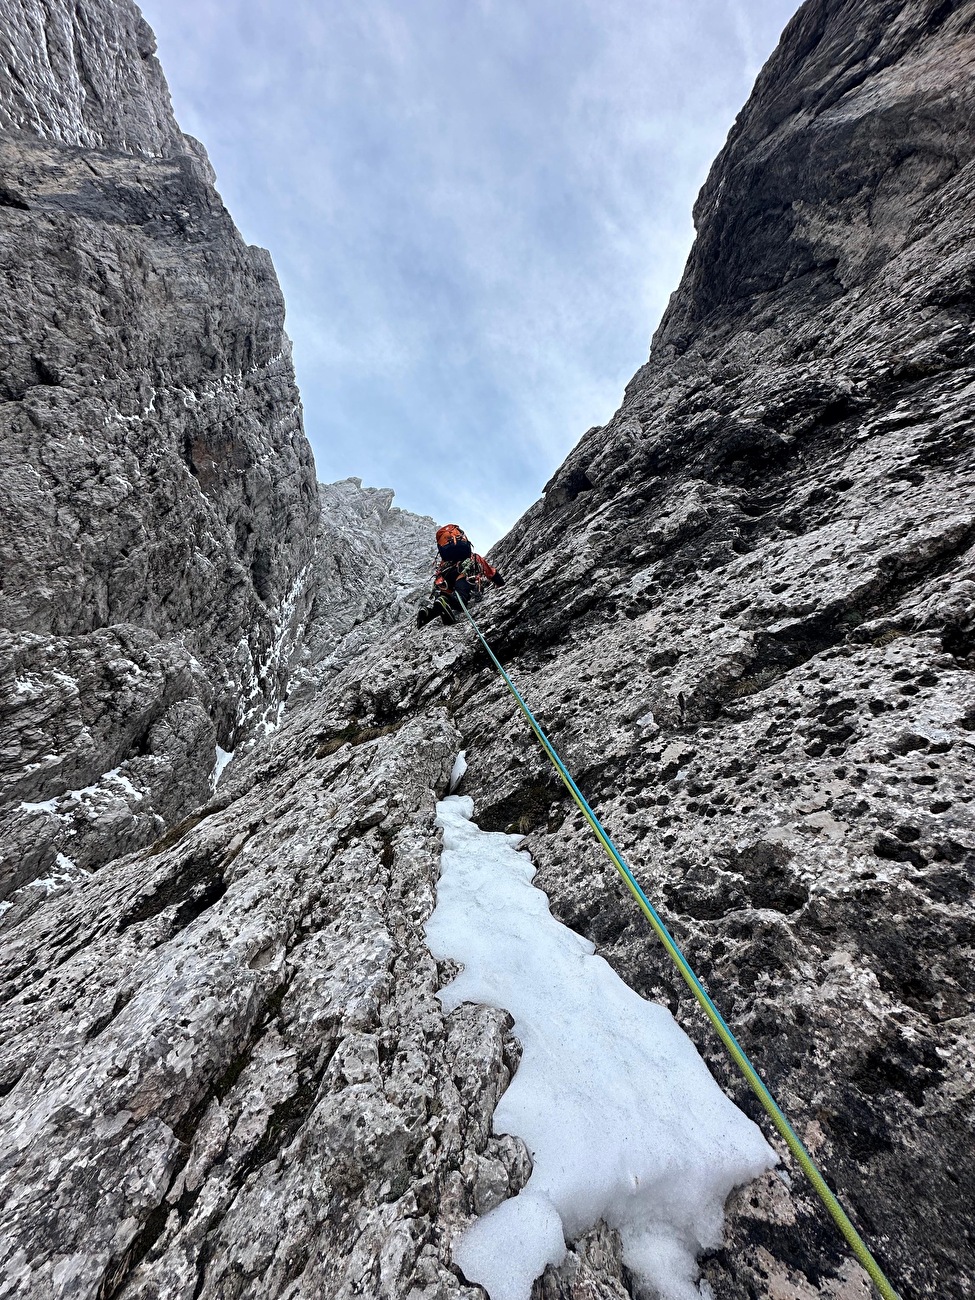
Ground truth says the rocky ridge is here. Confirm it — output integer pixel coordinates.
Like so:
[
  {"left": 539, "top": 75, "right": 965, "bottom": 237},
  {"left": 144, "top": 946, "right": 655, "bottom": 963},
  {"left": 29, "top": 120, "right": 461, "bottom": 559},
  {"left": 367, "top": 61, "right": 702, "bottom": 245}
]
[
  {"left": 0, "top": 0, "right": 319, "bottom": 898},
  {"left": 291, "top": 477, "right": 434, "bottom": 702},
  {"left": 2, "top": 2, "right": 974, "bottom": 1300}
]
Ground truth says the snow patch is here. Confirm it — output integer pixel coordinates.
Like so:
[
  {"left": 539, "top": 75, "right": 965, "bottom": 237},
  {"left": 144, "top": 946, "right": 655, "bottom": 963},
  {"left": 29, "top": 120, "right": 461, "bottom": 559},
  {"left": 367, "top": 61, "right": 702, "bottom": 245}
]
[
  {"left": 212, "top": 745, "right": 235, "bottom": 789},
  {"left": 19, "top": 798, "right": 61, "bottom": 815},
  {"left": 448, "top": 751, "right": 467, "bottom": 794},
  {"left": 28, "top": 853, "right": 82, "bottom": 894},
  {"left": 106, "top": 770, "right": 143, "bottom": 800},
  {"left": 427, "top": 796, "right": 776, "bottom": 1300},
  {"left": 18, "top": 765, "right": 146, "bottom": 816},
  {"left": 455, "top": 1193, "right": 566, "bottom": 1300}
]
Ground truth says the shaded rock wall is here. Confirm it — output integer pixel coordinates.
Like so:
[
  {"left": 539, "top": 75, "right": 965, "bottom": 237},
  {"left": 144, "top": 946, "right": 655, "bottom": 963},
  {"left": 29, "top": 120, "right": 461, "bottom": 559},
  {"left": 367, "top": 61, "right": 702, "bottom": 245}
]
[
  {"left": 0, "top": 0, "right": 320, "bottom": 895},
  {"left": 2, "top": 2, "right": 974, "bottom": 1300}
]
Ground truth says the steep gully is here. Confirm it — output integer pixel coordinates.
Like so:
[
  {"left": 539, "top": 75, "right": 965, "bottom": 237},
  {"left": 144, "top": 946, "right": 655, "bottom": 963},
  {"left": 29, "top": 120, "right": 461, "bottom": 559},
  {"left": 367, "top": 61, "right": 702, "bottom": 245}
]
[{"left": 1, "top": 1, "right": 974, "bottom": 1299}]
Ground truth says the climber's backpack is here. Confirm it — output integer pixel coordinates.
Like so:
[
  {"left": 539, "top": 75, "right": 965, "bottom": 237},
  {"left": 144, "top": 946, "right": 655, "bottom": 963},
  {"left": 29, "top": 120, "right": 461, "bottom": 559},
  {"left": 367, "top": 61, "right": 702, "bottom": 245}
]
[{"left": 436, "top": 523, "right": 473, "bottom": 563}]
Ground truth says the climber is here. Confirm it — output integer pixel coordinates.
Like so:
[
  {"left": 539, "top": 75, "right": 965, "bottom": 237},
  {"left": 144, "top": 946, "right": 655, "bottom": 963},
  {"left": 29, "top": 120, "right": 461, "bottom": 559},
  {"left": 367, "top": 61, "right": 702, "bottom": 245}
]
[{"left": 416, "top": 524, "right": 505, "bottom": 628}]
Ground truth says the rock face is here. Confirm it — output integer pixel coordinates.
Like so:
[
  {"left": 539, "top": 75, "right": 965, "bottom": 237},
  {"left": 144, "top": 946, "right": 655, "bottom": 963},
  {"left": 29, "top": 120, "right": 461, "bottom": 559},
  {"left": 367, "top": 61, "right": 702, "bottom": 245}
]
[
  {"left": 292, "top": 478, "right": 434, "bottom": 699},
  {"left": 0, "top": 0, "right": 319, "bottom": 897},
  {"left": 2, "top": 2, "right": 974, "bottom": 1300},
  {"left": 0, "top": 0, "right": 185, "bottom": 153},
  {"left": 481, "top": 2, "right": 975, "bottom": 1293}
]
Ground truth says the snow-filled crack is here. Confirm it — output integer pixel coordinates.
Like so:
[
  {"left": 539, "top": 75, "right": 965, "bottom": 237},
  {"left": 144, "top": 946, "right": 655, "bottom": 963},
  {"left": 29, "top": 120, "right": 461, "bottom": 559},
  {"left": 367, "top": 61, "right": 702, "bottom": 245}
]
[{"left": 426, "top": 795, "right": 776, "bottom": 1300}]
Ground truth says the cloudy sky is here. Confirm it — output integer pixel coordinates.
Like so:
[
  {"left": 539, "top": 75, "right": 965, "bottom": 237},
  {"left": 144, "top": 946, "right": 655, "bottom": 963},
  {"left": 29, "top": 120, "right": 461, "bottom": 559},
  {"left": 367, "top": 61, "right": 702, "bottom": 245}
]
[{"left": 140, "top": 0, "right": 800, "bottom": 547}]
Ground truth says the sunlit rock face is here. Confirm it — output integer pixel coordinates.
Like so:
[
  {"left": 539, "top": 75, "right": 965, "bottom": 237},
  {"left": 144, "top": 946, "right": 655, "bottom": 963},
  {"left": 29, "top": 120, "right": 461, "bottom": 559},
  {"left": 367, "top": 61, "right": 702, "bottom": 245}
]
[
  {"left": 290, "top": 477, "right": 435, "bottom": 701},
  {"left": 1, "top": 2, "right": 974, "bottom": 1300},
  {"left": 0, "top": 0, "right": 319, "bottom": 891}
]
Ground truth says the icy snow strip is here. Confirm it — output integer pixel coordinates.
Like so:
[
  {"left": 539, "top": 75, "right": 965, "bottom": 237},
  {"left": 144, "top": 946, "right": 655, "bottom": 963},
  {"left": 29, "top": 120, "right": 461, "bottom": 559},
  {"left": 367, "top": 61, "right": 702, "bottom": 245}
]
[
  {"left": 212, "top": 745, "right": 235, "bottom": 789},
  {"left": 426, "top": 796, "right": 776, "bottom": 1300},
  {"left": 448, "top": 750, "right": 467, "bottom": 793}
]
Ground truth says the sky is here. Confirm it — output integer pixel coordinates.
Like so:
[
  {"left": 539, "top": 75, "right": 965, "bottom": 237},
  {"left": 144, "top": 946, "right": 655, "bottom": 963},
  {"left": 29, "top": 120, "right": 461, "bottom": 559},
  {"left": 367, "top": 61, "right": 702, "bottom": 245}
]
[{"left": 140, "top": 0, "right": 801, "bottom": 548}]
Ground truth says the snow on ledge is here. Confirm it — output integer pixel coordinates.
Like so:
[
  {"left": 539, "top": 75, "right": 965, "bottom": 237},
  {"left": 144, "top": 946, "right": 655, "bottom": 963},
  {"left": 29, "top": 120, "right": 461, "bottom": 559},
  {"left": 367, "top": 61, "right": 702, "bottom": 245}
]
[
  {"left": 18, "top": 765, "right": 146, "bottom": 816},
  {"left": 426, "top": 795, "right": 776, "bottom": 1300}
]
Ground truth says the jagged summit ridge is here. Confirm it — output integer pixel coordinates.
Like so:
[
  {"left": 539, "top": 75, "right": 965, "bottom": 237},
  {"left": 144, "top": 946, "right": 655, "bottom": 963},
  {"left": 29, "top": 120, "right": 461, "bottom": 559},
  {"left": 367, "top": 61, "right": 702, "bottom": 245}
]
[{"left": 293, "top": 477, "right": 434, "bottom": 696}]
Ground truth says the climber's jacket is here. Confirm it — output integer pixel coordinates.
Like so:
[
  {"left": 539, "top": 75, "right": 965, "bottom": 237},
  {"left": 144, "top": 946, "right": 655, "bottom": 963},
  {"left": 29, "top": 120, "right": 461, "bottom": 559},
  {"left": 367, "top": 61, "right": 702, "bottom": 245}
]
[
  {"left": 432, "top": 524, "right": 504, "bottom": 597},
  {"left": 416, "top": 525, "right": 505, "bottom": 629},
  {"left": 434, "top": 551, "right": 503, "bottom": 596}
]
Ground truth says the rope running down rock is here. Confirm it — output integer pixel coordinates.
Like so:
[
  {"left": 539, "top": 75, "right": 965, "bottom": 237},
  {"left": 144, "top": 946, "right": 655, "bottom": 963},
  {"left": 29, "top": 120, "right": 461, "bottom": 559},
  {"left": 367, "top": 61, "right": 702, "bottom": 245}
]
[{"left": 456, "top": 593, "right": 900, "bottom": 1300}]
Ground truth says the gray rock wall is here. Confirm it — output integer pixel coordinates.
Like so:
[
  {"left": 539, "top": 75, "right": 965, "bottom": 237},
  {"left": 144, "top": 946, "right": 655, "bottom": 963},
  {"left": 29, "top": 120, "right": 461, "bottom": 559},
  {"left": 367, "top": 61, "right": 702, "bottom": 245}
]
[
  {"left": 482, "top": 1, "right": 975, "bottom": 1293},
  {"left": 0, "top": 0, "right": 185, "bottom": 154},
  {"left": 2, "top": 2, "right": 974, "bottom": 1300},
  {"left": 291, "top": 477, "right": 435, "bottom": 700},
  {"left": 0, "top": 0, "right": 320, "bottom": 895}
]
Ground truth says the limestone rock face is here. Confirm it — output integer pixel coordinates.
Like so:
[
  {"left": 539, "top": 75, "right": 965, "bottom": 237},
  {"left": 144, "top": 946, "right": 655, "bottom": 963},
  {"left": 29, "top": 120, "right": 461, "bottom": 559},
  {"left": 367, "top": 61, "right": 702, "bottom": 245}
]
[
  {"left": 292, "top": 478, "right": 434, "bottom": 698},
  {"left": 479, "top": 2, "right": 975, "bottom": 1293},
  {"left": 0, "top": 0, "right": 320, "bottom": 895},
  {"left": 2, "top": 2, "right": 975, "bottom": 1300},
  {"left": 0, "top": 690, "right": 482, "bottom": 1300},
  {"left": 0, "top": 0, "right": 185, "bottom": 154}
]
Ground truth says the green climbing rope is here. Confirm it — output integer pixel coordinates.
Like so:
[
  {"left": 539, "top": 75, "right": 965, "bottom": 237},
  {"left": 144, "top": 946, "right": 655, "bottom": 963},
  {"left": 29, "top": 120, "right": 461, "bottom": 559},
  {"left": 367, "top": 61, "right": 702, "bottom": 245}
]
[{"left": 456, "top": 594, "right": 900, "bottom": 1300}]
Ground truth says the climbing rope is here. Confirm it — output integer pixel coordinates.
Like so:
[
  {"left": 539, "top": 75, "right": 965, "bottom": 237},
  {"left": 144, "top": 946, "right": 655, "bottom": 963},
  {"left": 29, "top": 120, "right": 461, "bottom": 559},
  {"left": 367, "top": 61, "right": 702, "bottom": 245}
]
[{"left": 456, "top": 594, "right": 901, "bottom": 1300}]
